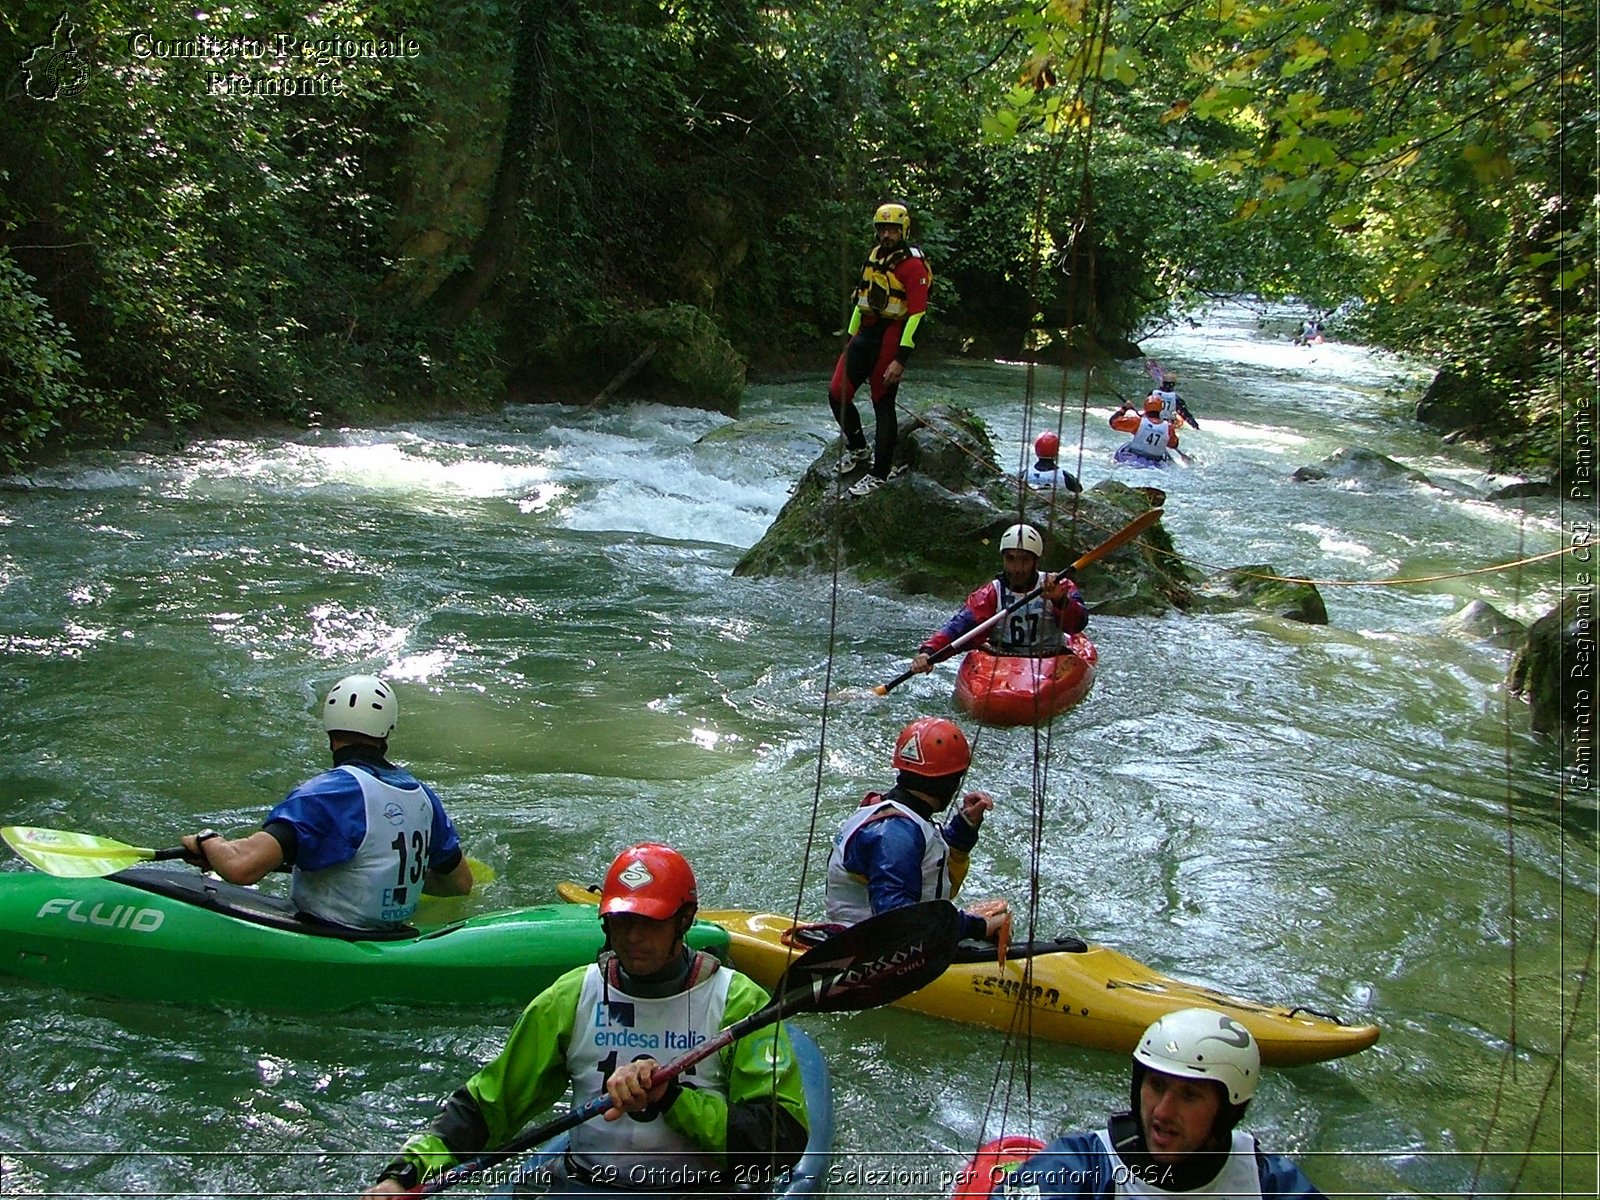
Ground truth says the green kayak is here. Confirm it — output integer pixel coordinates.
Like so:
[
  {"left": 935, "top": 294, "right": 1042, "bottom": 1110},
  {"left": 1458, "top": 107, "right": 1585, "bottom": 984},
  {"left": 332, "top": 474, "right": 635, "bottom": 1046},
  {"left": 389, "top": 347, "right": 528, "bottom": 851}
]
[{"left": 0, "top": 866, "right": 731, "bottom": 1011}]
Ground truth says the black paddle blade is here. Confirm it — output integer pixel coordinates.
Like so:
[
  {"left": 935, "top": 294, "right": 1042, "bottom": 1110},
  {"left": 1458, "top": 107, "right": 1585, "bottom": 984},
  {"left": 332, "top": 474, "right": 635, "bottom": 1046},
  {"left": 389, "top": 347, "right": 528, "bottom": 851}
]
[{"left": 776, "top": 900, "right": 963, "bottom": 1014}]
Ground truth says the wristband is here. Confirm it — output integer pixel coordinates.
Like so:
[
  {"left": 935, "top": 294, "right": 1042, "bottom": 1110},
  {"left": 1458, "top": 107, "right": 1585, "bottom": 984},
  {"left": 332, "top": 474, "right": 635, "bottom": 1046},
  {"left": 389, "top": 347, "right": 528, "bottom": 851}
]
[{"left": 377, "top": 1159, "right": 420, "bottom": 1188}]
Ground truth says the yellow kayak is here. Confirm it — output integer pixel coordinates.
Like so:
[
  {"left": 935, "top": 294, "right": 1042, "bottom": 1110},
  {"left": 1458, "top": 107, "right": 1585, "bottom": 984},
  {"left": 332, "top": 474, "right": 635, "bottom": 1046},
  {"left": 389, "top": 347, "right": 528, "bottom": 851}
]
[{"left": 557, "top": 883, "right": 1378, "bottom": 1066}]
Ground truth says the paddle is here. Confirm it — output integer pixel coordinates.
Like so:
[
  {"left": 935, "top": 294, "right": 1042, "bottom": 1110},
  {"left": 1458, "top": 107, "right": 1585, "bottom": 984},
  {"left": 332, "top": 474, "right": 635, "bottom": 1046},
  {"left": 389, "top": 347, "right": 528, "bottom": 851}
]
[
  {"left": 872, "top": 507, "right": 1163, "bottom": 696},
  {"left": 2, "top": 825, "right": 494, "bottom": 896},
  {"left": 1, "top": 825, "right": 188, "bottom": 877},
  {"left": 403, "top": 899, "right": 965, "bottom": 1197}
]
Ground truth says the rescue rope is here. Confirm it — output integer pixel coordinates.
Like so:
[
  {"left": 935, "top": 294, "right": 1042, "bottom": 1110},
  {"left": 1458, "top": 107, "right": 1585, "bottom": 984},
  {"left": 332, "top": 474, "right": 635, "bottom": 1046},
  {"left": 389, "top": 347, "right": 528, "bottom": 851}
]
[{"left": 1139, "top": 538, "right": 1578, "bottom": 589}]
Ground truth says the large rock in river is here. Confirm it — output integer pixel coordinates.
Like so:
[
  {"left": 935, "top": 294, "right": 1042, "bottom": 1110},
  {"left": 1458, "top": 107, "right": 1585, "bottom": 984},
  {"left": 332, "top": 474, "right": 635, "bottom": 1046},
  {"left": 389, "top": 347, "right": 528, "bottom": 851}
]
[
  {"left": 733, "top": 404, "right": 1193, "bottom": 613},
  {"left": 1508, "top": 592, "right": 1596, "bottom": 742}
]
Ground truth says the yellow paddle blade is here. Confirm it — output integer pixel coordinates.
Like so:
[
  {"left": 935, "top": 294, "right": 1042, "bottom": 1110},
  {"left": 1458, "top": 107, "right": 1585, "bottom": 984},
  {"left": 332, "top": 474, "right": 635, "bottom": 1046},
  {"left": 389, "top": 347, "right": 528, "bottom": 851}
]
[
  {"left": 1, "top": 825, "right": 161, "bottom": 877},
  {"left": 416, "top": 855, "right": 497, "bottom": 922}
]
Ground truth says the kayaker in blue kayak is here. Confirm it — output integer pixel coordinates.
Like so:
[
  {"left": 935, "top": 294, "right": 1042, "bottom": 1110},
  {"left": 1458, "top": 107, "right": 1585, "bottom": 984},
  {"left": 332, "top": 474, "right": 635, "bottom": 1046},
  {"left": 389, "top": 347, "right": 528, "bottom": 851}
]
[
  {"left": 178, "top": 674, "right": 473, "bottom": 931},
  {"left": 824, "top": 717, "right": 1010, "bottom": 944},
  {"left": 1110, "top": 396, "right": 1181, "bottom": 465},
  {"left": 985, "top": 1008, "right": 1326, "bottom": 1199},
  {"left": 909, "top": 523, "right": 1087, "bottom": 670},
  {"left": 364, "top": 843, "right": 809, "bottom": 1196}
]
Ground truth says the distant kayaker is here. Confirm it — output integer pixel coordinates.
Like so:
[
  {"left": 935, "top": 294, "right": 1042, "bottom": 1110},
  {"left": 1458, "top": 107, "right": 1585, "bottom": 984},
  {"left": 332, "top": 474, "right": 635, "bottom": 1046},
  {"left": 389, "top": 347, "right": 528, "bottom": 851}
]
[
  {"left": 824, "top": 716, "right": 1010, "bottom": 944},
  {"left": 987, "top": 1007, "right": 1326, "bottom": 1199},
  {"left": 1110, "top": 396, "right": 1180, "bottom": 464},
  {"left": 830, "top": 201, "right": 933, "bottom": 499},
  {"left": 363, "top": 843, "right": 809, "bottom": 1196},
  {"left": 1023, "top": 431, "right": 1083, "bottom": 493},
  {"left": 910, "top": 522, "right": 1087, "bottom": 670},
  {"left": 1148, "top": 375, "right": 1200, "bottom": 429},
  {"left": 179, "top": 674, "right": 473, "bottom": 931}
]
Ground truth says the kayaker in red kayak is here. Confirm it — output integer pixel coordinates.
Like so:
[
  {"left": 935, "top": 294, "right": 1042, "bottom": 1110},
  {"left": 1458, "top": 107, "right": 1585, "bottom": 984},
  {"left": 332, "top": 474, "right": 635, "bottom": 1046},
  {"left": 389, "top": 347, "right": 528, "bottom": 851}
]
[
  {"left": 981, "top": 1007, "right": 1326, "bottom": 1199},
  {"left": 364, "top": 843, "right": 809, "bottom": 1195},
  {"left": 824, "top": 717, "right": 1010, "bottom": 944},
  {"left": 179, "top": 674, "right": 473, "bottom": 931},
  {"left": 909, "top": 523, "right": 1087, "bottom": 671}
]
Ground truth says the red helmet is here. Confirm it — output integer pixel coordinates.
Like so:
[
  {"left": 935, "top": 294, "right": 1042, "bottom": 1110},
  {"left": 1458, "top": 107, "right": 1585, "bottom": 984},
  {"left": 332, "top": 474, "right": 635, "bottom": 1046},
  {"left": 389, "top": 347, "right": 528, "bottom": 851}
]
[
  {"left": 600, "top": 843, "right": 698, "bottom": 920},
  {"left": 1143, "top": 396, "right": 1164, "bottom": 416},
  {"left": 892, "top": 717, "right": 972, "bottom": 777},
  {"left": 1034, "top": 431, "right": 1060, "bottom": 459}
]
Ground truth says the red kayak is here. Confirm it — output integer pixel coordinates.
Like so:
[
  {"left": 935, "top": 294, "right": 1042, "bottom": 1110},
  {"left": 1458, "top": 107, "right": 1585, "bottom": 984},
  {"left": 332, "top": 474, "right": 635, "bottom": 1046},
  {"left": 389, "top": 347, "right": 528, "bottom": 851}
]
[
  {"left": 952, "top": 634, "right": 1098, "bottom": 726},
  {"left": 951, "top": 1136, "right": 1046, "bottom": 1199}
]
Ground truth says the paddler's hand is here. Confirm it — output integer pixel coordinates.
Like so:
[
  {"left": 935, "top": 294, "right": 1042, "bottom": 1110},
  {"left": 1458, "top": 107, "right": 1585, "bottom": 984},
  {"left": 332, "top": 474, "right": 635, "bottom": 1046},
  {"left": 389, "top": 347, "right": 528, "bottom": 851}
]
[
  {"left": 603, "top": 1057, "right": 671, "bottom": 1120},
  {"left": 361, "top": 1181, "right": 407, "bottom": 1198},
  {"left": 911, "top": 651, "right": 934, "bottom": 674},
  {"left": 884, "top": 359, "right": 905, "bottom": 386},
  {"left": 958, "top": 790, "right": 994, "bottom": 828},
  {"left": 1042, "top": 571, "right": 1070, "bottom": 603},
  {"left": 179, "top": 829, "right": 219, "bottom": 867},
  {"left": 967, "top": 897, "right": 1011, "bottom": 940}
]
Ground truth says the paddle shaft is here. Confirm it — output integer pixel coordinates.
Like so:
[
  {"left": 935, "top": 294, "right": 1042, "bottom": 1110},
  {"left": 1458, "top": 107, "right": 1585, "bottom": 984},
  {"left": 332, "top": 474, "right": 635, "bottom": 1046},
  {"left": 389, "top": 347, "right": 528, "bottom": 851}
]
[{"left": 874, "top": 508, "right": 1163, "bottom": 695}]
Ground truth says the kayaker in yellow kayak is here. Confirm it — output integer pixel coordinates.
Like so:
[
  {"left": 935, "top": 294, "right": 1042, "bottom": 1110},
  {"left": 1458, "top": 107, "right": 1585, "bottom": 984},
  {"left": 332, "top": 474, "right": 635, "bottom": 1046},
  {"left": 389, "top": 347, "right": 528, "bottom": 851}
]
[
  {"left": 824, "top": 717, "right": 1010, "bottom": 944},
  {"left": 982, "top": 1008, "right": 1327, "bottom": 1199},
  {"left": 364, "top": 843, "right": 809, "bottom": 1195},
  {"left": 909, "top": 523, "right": 1086, "bottom": 671},
  {"left": 178, "top": 674, "right": 473, "bottom": 931}
]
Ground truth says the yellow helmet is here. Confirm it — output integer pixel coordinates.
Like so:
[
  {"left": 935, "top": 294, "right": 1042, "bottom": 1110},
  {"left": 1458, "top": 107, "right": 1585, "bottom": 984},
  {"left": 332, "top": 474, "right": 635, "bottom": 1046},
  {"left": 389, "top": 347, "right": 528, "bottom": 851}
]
[{"left": 872, "top": 203, "right": 910, "bottom": 233}]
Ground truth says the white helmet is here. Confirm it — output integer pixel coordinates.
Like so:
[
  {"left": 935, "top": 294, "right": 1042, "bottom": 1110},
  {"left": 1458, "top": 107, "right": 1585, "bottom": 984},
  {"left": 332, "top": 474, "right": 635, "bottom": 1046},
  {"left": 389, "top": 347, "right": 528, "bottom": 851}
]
[
  {"left": 1133, "top": 1007, "right": 1259, "bottom": 1105},
  {"left": 322, "top": 674, "right": 397, "bottom": 739},
  {"left": 999, "top": 523, "right": 1044, "bottom": 558}
]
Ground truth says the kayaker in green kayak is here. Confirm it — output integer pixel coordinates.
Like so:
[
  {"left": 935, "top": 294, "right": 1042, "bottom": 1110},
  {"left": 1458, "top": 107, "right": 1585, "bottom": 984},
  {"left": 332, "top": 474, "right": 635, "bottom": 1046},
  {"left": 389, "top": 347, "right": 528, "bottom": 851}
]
[
  {"left": 364, "top": 843, "right": 809, "bottom": 1195},
  {"left": 178, "top": 674, "right": 473, "bottom": 931}
]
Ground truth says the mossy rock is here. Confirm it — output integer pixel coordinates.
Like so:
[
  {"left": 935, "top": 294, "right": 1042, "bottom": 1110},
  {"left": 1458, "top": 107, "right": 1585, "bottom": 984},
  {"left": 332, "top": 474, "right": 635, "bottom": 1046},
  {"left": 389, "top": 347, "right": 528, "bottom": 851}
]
[
  {"left": 1190, "top": 564, "right": 1329, "bottom": 624},
  {"left": 734, "top": 403, "right": 1192, "bottom": 613},
  {"left": 1509, "top": 593, "right": 1596, "bottom": 739},
  {"left": 1291, "top": 446, "right": 1433, "bottom": 486}
]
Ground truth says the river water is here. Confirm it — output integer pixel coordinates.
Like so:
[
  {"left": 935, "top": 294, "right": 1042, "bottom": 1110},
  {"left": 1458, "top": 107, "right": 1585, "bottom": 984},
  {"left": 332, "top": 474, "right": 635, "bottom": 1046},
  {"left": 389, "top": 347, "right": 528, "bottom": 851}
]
[{"left": 0, "top": 304, "right": 1592, "bottom": 1197}]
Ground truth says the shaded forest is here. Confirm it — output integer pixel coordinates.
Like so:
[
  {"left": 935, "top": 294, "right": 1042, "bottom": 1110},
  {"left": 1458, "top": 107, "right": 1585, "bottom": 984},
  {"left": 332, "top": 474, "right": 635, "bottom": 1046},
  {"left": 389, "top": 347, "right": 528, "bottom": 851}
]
[{"left": 1, "top": 0, "right": 1593, "bottom": 480}]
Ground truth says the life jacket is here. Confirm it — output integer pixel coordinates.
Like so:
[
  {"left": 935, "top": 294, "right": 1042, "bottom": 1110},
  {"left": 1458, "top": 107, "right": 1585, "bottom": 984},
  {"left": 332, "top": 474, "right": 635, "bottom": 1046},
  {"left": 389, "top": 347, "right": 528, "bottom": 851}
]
[
  {"left": 1152, "top": 387, "right": 1181, "bottom": 423},
  {"left": 824, "top": 794, "right": 952, "bottom": 924},
  {"left": 565, "top": 954, "right": 732, "bottom": 1183},
  {"left": 1123, "top": 415, "right": 1172, "bottom": 460},
  {"left": 1093, "top": 1128, "right": 1264, "bottom": 1198},
  {"left": 854, "top": 244, "right": 930, "bottom": 321},
  {"left": 287, "top": 764, "right": 436, "bottom": 929},
  {"left": 987, "top": 577, "right": 1067, "bottom": 655}
]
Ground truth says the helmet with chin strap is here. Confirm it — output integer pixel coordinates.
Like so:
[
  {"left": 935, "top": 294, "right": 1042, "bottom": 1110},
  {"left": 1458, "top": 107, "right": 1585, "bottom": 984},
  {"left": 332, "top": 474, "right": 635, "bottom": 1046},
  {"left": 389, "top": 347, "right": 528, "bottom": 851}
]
[
  {"left": 600, "top": 843, "right": 698, "bottom": 921},
  {"left": 1144, "top": 396, "right": 1164, "bottom": 416},
  {"left": 1034, "top": 431, "right": 1060, "bottom": 459},
  {"left": 1131, "top": 1008, "right": 1259, "bottom": 1141},
  {"left": 322, "top": 674, "right": 397, "bottom": 739},
  {"left": 873, "top": 202, "right": 910, "bottom": 233}
]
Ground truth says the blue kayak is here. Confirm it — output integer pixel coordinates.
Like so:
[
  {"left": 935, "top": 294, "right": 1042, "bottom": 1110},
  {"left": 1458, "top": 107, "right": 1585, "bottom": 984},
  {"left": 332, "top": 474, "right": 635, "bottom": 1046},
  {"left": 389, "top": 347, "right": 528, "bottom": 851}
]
[
  {"left": 491, "top": 1027, "right": 835, "bottom": 1198},
  {"left": 1112, "top": 444, "right": 1173, "bottom": 469}
]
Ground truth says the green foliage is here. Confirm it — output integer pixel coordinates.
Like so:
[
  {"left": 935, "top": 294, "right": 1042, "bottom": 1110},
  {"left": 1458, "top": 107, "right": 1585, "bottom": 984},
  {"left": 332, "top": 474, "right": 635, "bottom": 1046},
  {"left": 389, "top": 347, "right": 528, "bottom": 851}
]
[
  {"left": 0, "top": 252, "right": 99, "bottom": 468},
  {"left": 0, "top": 0, "right": 1587, "bottom": 481}
]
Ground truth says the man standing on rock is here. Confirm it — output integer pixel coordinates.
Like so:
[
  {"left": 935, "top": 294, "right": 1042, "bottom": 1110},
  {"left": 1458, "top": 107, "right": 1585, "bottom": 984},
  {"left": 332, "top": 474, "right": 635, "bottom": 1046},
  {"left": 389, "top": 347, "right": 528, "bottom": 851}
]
[{"left": 829, "top": 202, "right": 932, "bottom": 500}]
